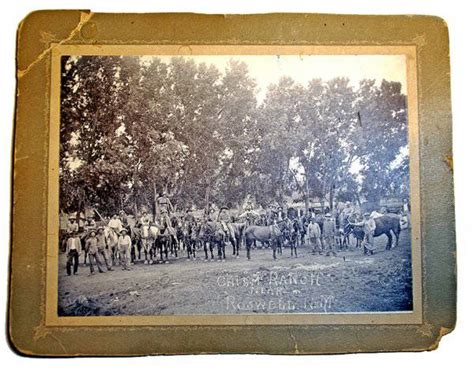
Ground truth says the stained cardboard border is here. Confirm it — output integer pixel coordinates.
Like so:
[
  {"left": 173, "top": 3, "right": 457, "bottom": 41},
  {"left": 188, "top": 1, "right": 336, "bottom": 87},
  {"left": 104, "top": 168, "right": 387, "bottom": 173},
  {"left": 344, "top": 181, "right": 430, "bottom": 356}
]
[{"left": 10, "top": 11, "right": 455, "bottom": 356}]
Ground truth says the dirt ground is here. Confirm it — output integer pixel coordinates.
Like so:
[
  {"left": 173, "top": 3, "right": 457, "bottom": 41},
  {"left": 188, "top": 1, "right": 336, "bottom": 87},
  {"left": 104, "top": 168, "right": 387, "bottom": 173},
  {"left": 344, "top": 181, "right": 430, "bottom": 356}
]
[{"left": 58, "top": 229, "right": 413, "bottom": 316}]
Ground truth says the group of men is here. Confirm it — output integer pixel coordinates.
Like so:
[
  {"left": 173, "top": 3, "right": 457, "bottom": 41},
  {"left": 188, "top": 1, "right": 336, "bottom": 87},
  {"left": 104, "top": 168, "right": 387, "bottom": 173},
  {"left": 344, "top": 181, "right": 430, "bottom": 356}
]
[
  {"left": 63, "top": 195, "right": 406, "bottom": 275},
  {"left": 64, "top": 213, "right": 133, "bottom": 276},
  {"left": 63, "top": 193, "right": 175, "bottom": 276}
]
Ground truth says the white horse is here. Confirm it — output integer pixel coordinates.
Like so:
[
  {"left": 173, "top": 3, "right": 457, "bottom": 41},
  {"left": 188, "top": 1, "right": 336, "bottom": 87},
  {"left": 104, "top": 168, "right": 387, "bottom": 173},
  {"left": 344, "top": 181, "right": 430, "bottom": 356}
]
[
  {"left": 104, "top": 226, "right": 120, "bottom": 266},
  {"left": 140, "top": 224, "right": 159, "bottom": 264}
]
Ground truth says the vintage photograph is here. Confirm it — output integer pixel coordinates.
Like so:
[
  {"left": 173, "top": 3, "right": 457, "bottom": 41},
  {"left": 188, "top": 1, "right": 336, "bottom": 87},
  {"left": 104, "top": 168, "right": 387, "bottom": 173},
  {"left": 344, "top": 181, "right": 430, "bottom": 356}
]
[{"left": 57, "top": 52, "right": 414, "bottom": 317}]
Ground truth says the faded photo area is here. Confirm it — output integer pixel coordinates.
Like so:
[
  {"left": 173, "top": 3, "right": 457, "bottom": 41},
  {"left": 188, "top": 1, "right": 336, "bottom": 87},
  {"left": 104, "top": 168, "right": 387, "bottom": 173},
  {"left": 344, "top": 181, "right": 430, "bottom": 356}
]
[{"left": 58, "top": 54, "right": 413, "bottom": 316}]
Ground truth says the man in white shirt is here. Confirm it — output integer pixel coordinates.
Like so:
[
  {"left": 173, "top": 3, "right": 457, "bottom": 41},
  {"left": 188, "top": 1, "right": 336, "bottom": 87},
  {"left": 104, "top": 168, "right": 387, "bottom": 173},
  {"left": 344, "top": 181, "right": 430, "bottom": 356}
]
[
  {"left": 66, "top": 231, "right": 81, "bottom": 275},
  {"left": 118, "top": 229, "right": 132, "bottom": 271},
  {"left": 351, "top": 213, "right": 377, "bottom": 255},
  {"left": 108, "top": 214, "right": 123, "bottom": 235}
]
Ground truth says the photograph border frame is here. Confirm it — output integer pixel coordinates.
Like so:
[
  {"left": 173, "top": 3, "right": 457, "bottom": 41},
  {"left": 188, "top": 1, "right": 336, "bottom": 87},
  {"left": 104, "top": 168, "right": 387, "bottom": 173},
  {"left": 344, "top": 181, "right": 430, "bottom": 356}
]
[{"left": 47, "top": 44, "right": 422, "bottom": 327}]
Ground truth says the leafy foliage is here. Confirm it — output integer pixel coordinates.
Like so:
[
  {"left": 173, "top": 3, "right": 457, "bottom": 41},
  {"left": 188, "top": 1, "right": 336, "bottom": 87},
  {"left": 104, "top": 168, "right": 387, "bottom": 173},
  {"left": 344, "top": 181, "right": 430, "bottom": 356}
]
[{"left": 60, "top": 56, "right": 409, "bottom": 215}]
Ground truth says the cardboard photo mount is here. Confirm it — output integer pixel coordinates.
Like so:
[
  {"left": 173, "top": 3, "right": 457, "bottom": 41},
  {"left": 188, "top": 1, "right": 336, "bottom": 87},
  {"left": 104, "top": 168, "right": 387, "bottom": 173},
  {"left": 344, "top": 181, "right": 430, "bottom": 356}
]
[{"left": 10, "top": 11, "right": 456, "bottom": 356}]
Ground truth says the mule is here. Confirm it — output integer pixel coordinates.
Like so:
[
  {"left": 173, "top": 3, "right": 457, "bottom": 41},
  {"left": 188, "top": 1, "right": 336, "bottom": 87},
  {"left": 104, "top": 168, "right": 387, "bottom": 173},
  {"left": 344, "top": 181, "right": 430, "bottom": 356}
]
[{"left": 244, "top": 221, "right": 288, "bottom": 260}]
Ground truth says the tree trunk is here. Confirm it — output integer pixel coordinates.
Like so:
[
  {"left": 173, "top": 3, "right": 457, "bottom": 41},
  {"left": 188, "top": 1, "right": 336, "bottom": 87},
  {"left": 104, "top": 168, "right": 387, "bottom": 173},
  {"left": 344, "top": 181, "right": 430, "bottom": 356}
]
[
  {"left": 329, "top": 185, "right": 334, "bottom": 211},
  {"left": 304, "top": 173, "right": 310, "bottom": 214},
  {"left": 152, "top": 182, "right": 158, "bottom": 221},
  {"left": 204, "top": 184, "right": 211, "bottom": 214},
  {"left": 134, "top": 197, "right": 138, "bottom": 219}
]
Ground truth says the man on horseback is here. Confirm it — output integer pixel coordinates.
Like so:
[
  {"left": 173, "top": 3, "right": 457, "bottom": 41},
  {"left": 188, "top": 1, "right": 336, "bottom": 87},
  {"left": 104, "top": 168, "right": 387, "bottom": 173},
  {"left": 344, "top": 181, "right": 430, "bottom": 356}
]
[
  {"left": 119, "top": 210, "right": 129, "bottom": 230},
  {"left": 66, "top": 215, "right": 79, "bottom": 235},
  {"left": 217, "top": 206, "right": 235, "bottom": 245},
  {"left": 83, "top": 215, "right": 96, "bottom": 233},
  {"left": 157, "top": 192, "right": 174, "bottom": 215},
  {"left": 108, "top": 214, "right": 123, "bottom": 235},
  {"left": 183, "top": 208, "right": 195, "bottom": 224},
  {"left": 140, "top": 210, "right": 151, "bottom": 227}
]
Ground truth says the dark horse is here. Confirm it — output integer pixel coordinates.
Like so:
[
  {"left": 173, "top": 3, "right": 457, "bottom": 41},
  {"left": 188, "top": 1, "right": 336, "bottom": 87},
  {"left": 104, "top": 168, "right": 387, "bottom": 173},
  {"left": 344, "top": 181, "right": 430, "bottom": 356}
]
[
  {"left": 229, "top": 222, "right": 246, "bottom": 257},
  {"left": 199, "top": 221, "right": 226, "bottom": 261},
  {"left": 350, "top": 214, "right": 401, "bottom": 250},
  {"left": 183, "top": 221, "right": 198, "bottom": 260},
  {"left": 244, "top": 221, "right": 288, "bottom": 260}
]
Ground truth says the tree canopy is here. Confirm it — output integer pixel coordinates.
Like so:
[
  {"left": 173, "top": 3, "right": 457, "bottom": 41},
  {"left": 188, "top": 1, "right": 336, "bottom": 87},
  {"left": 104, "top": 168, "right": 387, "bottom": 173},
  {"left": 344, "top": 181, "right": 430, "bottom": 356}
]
[{"left": 60, "top": 55, "right": 409, "bottom": 217}]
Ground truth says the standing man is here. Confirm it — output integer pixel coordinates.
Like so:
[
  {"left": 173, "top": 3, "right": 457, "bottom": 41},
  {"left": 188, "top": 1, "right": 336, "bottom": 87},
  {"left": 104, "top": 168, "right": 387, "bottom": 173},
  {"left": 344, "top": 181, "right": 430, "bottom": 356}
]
[
  {"left": 350, "top": 213, "right": 377, "bottom": 255},
  {"left": 322, "top": 213, "right": 337, "bottom": 256},
  {"left": 85, "top": 230, "right": 104, "bottom": 274},
  {"left": 307, "top": 217, "right": 322, "bottom": 254},
  {"left": 96, "top": 227, "right": 113, "bottom": 271},
  {"left": 66, "top": 231, "right": 81, "bottom": 276},
  {"left": 63, "top": 215, "right": 79, "bottom": 252},
  {"left": 118, "top": 229, "right": 132, "bottom": 271}
]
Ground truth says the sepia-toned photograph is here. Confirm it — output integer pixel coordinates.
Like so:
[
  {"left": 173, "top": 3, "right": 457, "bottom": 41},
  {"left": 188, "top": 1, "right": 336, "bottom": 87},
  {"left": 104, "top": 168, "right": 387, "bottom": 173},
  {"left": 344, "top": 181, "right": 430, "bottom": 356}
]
[{"left": 56, "top": 50, "right": 415, "bottom": 317}]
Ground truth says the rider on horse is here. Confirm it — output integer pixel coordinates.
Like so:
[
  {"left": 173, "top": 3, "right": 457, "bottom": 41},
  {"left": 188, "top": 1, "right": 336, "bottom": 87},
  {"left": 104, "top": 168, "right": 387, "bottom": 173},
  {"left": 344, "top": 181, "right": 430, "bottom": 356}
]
[
  {"left": 108, "top": 214, "right": 123, "bottom": 235},
  {"left": 217, "top": 206, "right": 235, "bottom": 244},
  {"left": 157, "top": 192, "right": 173, "bottom": 215}
]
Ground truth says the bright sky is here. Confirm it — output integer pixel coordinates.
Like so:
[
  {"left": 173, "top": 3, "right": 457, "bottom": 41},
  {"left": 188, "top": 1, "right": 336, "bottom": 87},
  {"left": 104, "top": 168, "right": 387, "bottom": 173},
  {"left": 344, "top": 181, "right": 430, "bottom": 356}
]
[{"left": 154, "top": 54, "right": 407, "bottom": 101}]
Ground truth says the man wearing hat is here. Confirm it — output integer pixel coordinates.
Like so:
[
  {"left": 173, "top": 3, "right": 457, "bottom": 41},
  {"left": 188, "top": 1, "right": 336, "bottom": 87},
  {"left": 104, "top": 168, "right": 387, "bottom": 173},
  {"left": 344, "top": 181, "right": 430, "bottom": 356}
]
[
  {"left": 156, "top": 192, "right": 174, "bottom": 216},
  {"left": 140, "top": 210, "right": 151, "bottom": 227},
  {"left": 322, "top": 213, "right": 337, "bottom": 256},
  {"left": 66, "top": 215, "right": 79, "bottom": 235},
  {"left": 63, "top": 216, "right": 79, "bottom": 252},
  {"left": 183, "top": 208, "right": 195, "bottom": 224},
  {"left": 217, "top": 206, "right": 235, "bottom": 244},
  {"left": 108, "top": 214, "right": 123, "bottom": 235},
  {"left": 65, "top": 230, "right": 81, "bottom": 276},
  {"left": 96, "top": 227, "right": 113, "bottom": 271},
  {"left": 118, "top": 228, "right": 132, "bottom": 270},
  {"left": 307, "top": 217, "right": 322, "bottom": 254},
  {"left": 351, "top": 213, "right": 377, "bottom": 255},
  {"left": 85, "top": 230, "right": 105, "bottom": 274},
  {"left": 84, "top": 215, "right": 96, "bottom": 233},
  {"left": 118, "top": 210, "right": 129, "bottom": 229}
]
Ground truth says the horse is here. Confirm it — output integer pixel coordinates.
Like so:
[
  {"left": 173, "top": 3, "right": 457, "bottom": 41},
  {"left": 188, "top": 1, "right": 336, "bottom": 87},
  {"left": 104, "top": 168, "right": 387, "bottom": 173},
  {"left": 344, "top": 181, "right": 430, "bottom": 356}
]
[
  {"left": 104, "top": 227, "right": 119, "bottom": 266},
  {"left": 199, "top": 221, "right": 225, "bottom": 261},
  {"left": 171, "top": 216, "right": 184, "bottom": 253},
  {"left": 289, "top": 218, "right": 303, "bottom": 258},
  {"left": 154, "top": 215, "right": 176, "bottom": 263},
  {"left": 129, "top": 226, "right": 142, "bottom": 263},
  {"left": 139, "top": 223, "right": 159, "bottom": 264},
  {"left": 183, "top": 221, "right": 197, "bottom": 260},
  {"left": 229, "top": 222, "right": 246, "bottom": 257},
  {"left": 244, "top": 221, "right": 288, "bottom": 260}
]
